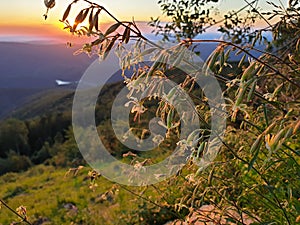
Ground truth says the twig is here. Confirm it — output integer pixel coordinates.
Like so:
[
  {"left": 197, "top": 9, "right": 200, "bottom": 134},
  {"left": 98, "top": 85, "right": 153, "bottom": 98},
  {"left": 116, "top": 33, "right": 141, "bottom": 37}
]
[{"left": 0, "top": 199, "right": 32, "bottom": 225}]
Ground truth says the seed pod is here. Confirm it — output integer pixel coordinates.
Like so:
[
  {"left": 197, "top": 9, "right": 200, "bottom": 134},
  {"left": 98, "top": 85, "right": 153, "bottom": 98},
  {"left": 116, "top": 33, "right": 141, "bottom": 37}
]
[
  {"left": 257, "top": 64, "right": 265, "bottom": 76},
  {"left": 44, "top": 0, "right": 55, "bottom": 8},
  {"left": 284, "top": 109, "right": 293, "bottom": 119},
  {"left": 207, "top": 49, "right": 221, "bottom": 72},
  {"left": 91, "top": 36, "right": 105, "bottom": 46},
  {"left": 220, "top": 50, "right": 225, "bottom": 68},
  {"left": 236, "top": 78, "right": 254, "bottom": 106},
  {"left": 235, "top": 87, "right": 246, "bottom": 106},
  {"left": 73, "top": 9, "right": 86, "bottom": 30}
]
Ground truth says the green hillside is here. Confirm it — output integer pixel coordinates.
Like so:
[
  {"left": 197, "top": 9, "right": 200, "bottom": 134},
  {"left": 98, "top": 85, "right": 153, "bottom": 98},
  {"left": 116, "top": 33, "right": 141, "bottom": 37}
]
[
  {"left": 10, "top": 89, "right": 75, "bottom": 120},
  {"left": 0, "top": 164, "right": 178, "bottom": 225}
]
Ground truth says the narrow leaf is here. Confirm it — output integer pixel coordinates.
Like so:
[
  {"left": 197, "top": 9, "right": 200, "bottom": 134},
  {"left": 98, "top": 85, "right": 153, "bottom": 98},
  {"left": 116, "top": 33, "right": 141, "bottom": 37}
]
[
  {"left": 122, "top": 26, "right": 131, "bottom": 44},
  {"left": 75, "top": 10, "right": 84, "bottom": 24},
  {"left": 105, "top": 23, "right": 121, "bottom": 36},
  {"left": 81, "top": 8, "right": 90, "bottom": 23},
  {"left": 62, "top": 4, "right": 72, "bottom": 22},
  {"left": 173, "top": 49, "right": 185, "bottom": 68},
  {"left": 88, "top": 7, "right": 95, "bottom": 31},
  {"left": 138, "top": 47, "right": 158, "bottom": 58},
  {"left": 250, "top": 134, "right": 263, "bottom": 153},
  {"left": 103, "top": 36, "right": 118, "bottom": 60},
  {"left": 238, "top": 54, "right": 246, "bottom": 68},
  {"left": 94, "top": 9, "right": 101, "bottom": 31},
  {"left": 248, "top": 146, "right": 260, "bottom": 171},
  {"left": 167, "top": 108, "right": 174, "bottom": 129}
]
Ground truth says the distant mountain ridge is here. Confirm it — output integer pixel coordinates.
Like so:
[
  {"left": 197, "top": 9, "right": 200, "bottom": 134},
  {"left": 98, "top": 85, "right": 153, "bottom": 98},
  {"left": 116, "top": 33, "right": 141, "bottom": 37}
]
[
  {"left": 0, "top": 40, "right": 266, "bottom": 119},
  {"left": 0, "top": 42, "right": 95, "bottom": 118}
]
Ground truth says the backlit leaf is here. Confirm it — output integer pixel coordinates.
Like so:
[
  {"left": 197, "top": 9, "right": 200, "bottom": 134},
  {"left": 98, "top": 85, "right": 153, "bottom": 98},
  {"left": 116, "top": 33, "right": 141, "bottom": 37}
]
[
  {"left": 105, "top": 23, "right": 121, "bottom": 36},
  {"left": 122, "top": 26, "right": 131, "bottom": 44},
  {"left": 62, "top": 4, "right": 72, "bottom": 22}
]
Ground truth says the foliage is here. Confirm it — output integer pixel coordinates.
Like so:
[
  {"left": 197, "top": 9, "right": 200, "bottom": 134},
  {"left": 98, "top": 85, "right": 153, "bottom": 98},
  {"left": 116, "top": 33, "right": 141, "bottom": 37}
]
[{"left": 2, "top": 0, "right": 300, "bottom": 224}]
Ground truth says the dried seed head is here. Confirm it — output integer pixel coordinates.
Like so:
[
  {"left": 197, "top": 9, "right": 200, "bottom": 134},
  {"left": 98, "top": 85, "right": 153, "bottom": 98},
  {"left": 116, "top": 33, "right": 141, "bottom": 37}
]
[{"left": 44, "top": 0, "right": 55, "bottom": 9}]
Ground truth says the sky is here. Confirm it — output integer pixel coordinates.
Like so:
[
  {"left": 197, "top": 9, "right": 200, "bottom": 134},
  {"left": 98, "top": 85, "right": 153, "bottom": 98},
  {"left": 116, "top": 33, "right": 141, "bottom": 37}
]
[
  {"left": 0, "top": 0, "right": 288, "bottom": 42},
  {"left": 0, "top": 0, "right": 163, "bottom": 41}
]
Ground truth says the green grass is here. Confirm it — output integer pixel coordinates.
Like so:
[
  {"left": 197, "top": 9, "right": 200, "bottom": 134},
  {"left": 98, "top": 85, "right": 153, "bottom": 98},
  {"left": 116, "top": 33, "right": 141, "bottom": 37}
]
[{"left": 0, "top": 165, "right": 142, "bottom": 225}]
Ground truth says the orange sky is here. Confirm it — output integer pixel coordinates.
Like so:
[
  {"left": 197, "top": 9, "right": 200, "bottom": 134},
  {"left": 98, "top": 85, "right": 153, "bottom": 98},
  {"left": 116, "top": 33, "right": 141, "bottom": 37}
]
[
  {"left": 0, "top": 0, "right": 162, "bottom": 40},
  {"left": 0, "top": 0, "right": 287, "bottom": 42}
]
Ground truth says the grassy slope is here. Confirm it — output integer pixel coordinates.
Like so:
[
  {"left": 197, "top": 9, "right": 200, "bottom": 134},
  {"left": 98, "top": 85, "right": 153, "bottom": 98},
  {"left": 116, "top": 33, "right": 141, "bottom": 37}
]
[{"left": 0, "top": 165, "right": 136, "bottom": 225}]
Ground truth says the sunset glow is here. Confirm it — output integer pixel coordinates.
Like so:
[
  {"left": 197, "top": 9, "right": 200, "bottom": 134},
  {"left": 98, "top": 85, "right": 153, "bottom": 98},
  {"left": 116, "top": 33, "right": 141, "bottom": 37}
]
[
  {"left": 0, "top": 0, "right": 288, "bottom": 42},
  {"left": 0, "top": 0, "right": 162, "bottom": 41}
]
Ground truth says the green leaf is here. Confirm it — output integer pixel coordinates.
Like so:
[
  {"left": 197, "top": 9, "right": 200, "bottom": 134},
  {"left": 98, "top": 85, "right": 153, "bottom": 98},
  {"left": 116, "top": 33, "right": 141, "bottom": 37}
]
[
  {"left": 250, "top": 134, "right": 263, "bottom": 153},
  {"left": 196, "top": 142, "right": 205, "bottom": 158},
  {"left": 248, "top": 134, "right": 263, "bottom": 171},
  {"left": 248, "top": 146, "right": 260, "bottom": 171},
  {"left": 247, "top": 79, "right": 257, "bottom": 102},
  {"left": 208, "top": 166, "right": 215, "bottom": 186},
  {"left": 238, "top": 54, "right": 246, "bottom": 68},
  {"left": 166, "top": 108, "right": 174, "bottom": 129}
]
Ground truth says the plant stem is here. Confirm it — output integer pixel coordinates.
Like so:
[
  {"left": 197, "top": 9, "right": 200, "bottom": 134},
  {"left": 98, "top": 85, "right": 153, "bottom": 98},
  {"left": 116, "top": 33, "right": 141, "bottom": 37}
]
[{"left": 0, "top": 199, "right": 32, "bottom": 225}]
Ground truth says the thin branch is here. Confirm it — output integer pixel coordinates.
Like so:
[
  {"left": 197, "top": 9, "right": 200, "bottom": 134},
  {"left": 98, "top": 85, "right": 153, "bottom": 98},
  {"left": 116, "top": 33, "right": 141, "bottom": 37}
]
[
  {"left": 202, "top": 0, "right": 259, "bottom": 32},
  {"left": 0, "top": 199, "right": 32, "bottom": 225},
  {"left": 243, "top": 0, "right": 273, "bottom": 28},
  {"left": 184, "top": 39, "right": 300, "bottom": 89}
]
